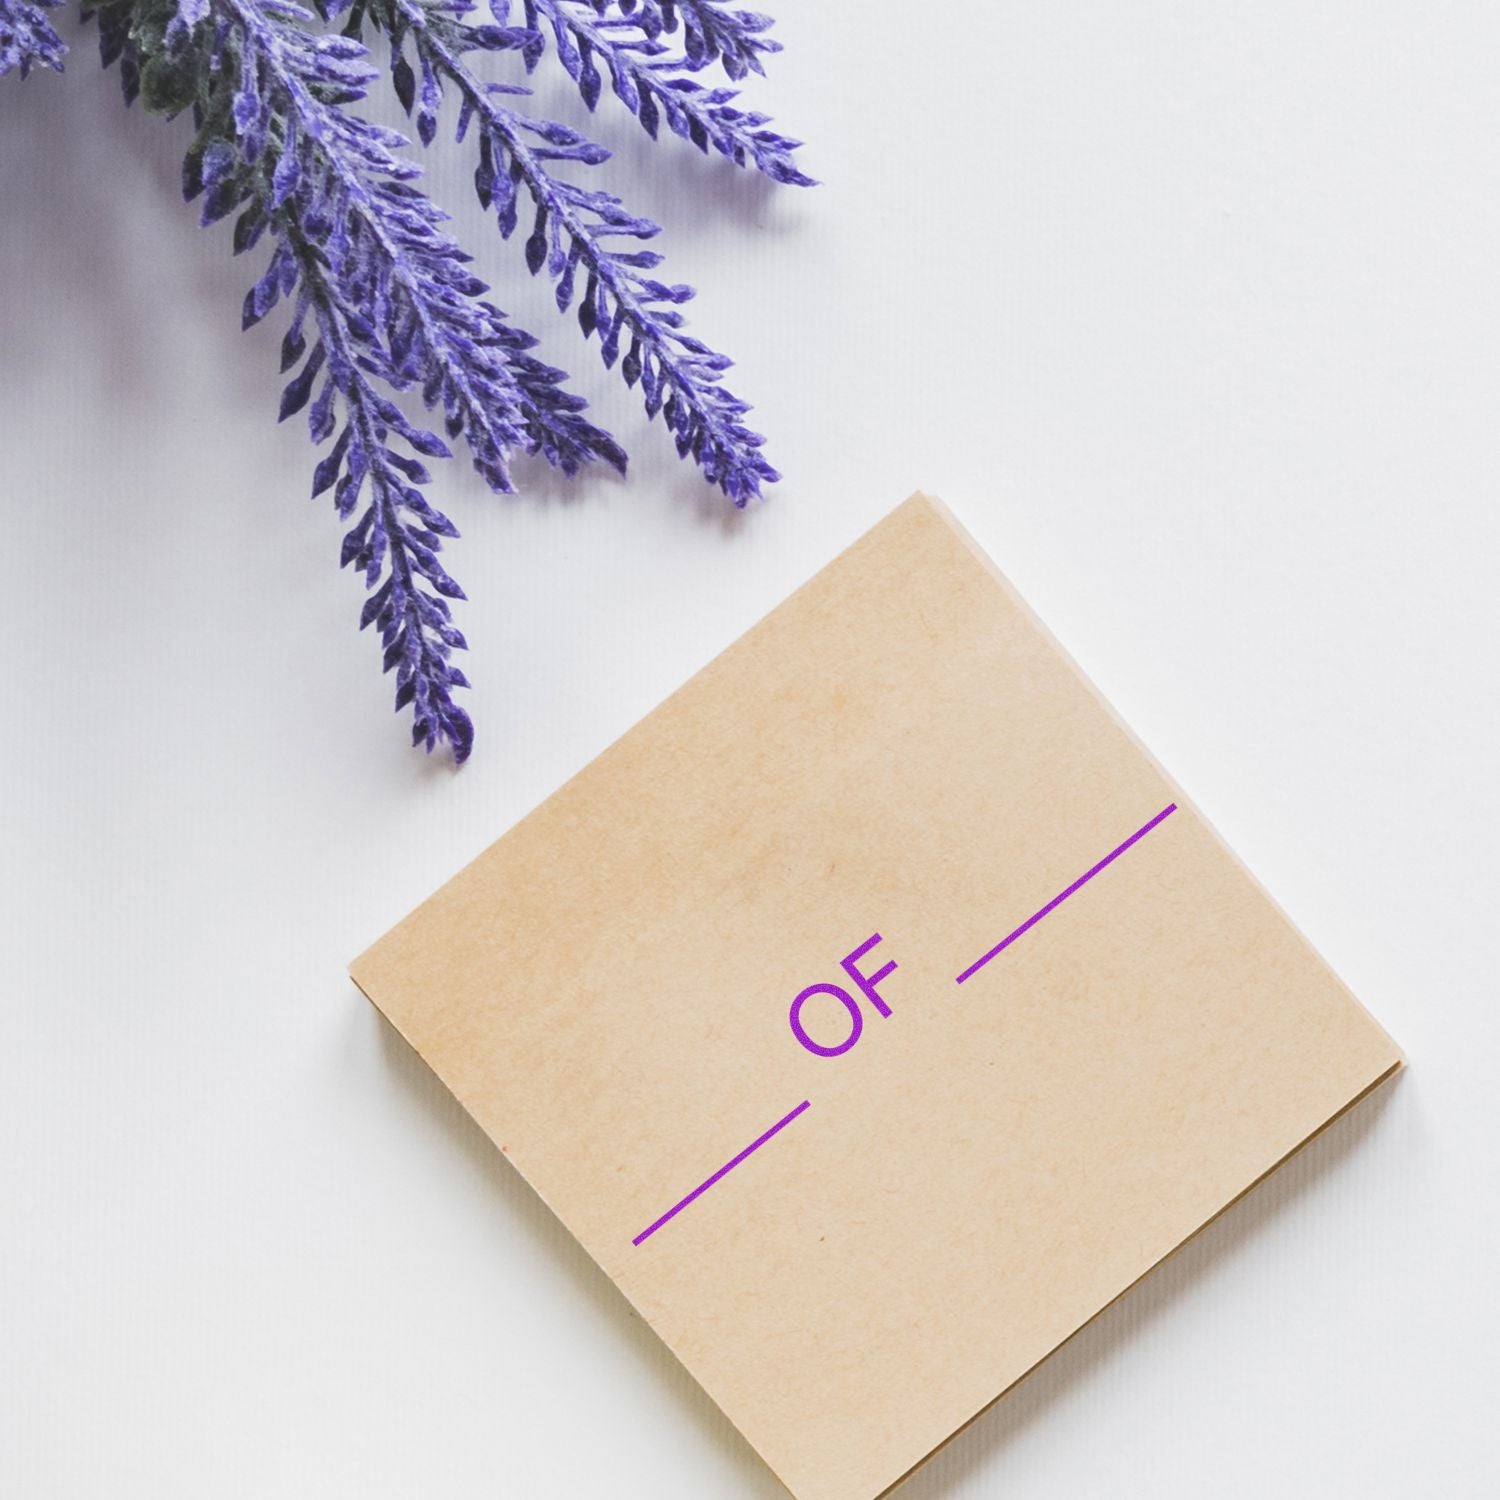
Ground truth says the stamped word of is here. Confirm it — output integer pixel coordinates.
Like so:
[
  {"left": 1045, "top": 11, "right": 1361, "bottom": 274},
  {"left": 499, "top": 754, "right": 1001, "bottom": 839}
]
[{"left": 630, "top": 802, "right": 1179, "bottom": 1246}]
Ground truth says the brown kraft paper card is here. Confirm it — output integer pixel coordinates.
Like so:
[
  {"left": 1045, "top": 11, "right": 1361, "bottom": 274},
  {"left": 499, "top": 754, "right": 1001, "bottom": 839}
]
[{"left": 351, "top": 493, "right": 1403, "bottom": 1500}]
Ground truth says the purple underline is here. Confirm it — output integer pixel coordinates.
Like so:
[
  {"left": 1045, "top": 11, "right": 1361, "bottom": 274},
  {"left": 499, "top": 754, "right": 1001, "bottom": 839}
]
[
  {"left": 954, "top": 802, "right": 1179, "bottom": 985},
  {"left": 632, "top": 1099, "right": 812, "bottom": 1247}
]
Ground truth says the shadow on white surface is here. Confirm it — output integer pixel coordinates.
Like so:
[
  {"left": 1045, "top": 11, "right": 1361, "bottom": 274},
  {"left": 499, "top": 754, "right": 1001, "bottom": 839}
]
[{"left": 371, "top": 997, "right": 789, "bottom": 1498}]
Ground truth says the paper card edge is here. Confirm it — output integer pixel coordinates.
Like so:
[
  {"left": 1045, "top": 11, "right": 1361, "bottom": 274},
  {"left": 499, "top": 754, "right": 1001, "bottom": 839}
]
[
  {"left": 921, "top": 493, "right": 1406, "bottom": 1070},
  {"left": 345, "top": 967, "right": 806, "bottom": 1499},
  {"left": 872, "top": 1056, "right": 1406, "bottom": 1500},
  {"left": 345, "top": 491, "right": 940, "bottom": 990}
]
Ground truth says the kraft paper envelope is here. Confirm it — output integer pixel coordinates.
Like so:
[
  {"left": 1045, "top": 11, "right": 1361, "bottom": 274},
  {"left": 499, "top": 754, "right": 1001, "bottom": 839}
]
[{"left": 352, "top": 494, "right": 1402, "bottom": 1500}]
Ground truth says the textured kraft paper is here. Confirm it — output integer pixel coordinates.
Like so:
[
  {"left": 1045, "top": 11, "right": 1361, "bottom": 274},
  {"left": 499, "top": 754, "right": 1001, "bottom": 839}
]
[{"left": 351, "top": 494, "right": 1402, "bottom": 1500}]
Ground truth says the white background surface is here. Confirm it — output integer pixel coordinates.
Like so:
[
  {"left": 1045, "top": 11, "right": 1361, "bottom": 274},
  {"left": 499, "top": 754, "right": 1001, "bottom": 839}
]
[{"left": 3, "top": 4, "right": 1498, "bottom": 1496}]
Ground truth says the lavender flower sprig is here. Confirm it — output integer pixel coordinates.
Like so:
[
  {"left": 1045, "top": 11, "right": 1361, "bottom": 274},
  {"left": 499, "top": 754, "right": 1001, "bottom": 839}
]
[
  {"left": 17, "top": 0, "right": 808, "bottom": 760},
  {"left": 358, "top": 0, "right": 792, "bottom": 501},
  {"left": 0, "top": 0, "right": 67, "bottom": 77},
  {"left": 618, "top": 1, "right": 784, "bottom": 81},
  {"left": 202, "top": 0, "right": 514, "bottom": 758},
  {"left": 523, "top": 1, "right": 811, "bottom": 183}
]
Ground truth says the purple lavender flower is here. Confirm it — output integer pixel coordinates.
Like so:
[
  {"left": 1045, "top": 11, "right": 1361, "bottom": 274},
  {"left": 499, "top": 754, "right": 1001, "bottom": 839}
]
[
  {"left": 358, "top": 0, "right": 804, "bottom": 502},
  {"left": 0, "top": 0, "right": 67, "bottom": 78},
  {"left": 620, "top": 1, "right": 786, "bottom": 82},
  {"left": 520, "top": 2, "right": 811, "bottom": 183},
  {"left": 37, "top": 0, "right": 809, "bottom": 760}
]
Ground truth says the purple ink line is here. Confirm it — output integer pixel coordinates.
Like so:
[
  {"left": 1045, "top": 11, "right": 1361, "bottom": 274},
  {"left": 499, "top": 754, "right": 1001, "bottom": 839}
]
[
  {"left": 632, "top": 1099, "right": 812, "bottom": 1247},
  {"left": 954, "top": 802, "right": 1179, "bottom": 985}
]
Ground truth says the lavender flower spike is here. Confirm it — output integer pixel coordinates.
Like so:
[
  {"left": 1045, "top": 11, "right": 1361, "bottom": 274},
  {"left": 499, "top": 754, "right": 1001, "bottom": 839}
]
[
  {"left": 361, "top": 0, "right": 806, "bottom": 502},
  {"left": 522, "top": 0, "right": 812, "bottom": 184},
  {"left": 37, "top": 0, "right": 808, "bottom": 760},
  {"left": 90, "top": 0, "right": 619, "bottom": 759},
  {"left": 628, "top": 1, "right": 786, "bottom": 81},
  {"left": 0, "top": 0, "right": 66, "bottom": 78}
]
